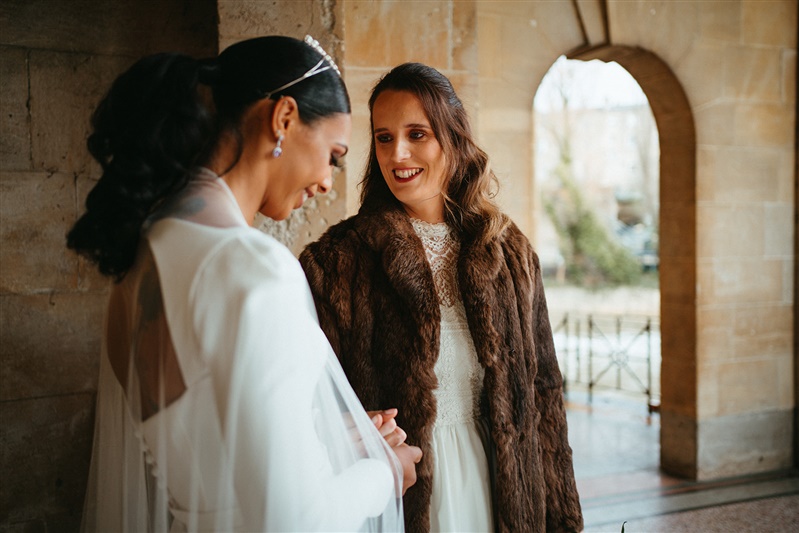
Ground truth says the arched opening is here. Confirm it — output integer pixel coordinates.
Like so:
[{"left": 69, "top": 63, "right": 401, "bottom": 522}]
[
  {"left": 573, "top": 45, "right": 697, "bottom": 479},
  {"left": 535, "top": 44, "right": 697, "bottom": 480},
  {"left": 534, "top": 53, "right": 664, "bottom": 490}
]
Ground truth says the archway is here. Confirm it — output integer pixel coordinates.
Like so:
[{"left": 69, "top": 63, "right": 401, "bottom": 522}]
[
  {"left": 566, "top": 45, "right": 698, "bottom": 478},
  {"left": 534, "top": 53, "right": 663, "bottom": 489}
]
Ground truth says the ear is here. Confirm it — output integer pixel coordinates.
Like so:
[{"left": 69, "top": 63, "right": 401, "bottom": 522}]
[{"left": 269, "top": 96, "right": 300, "bottom": 139}]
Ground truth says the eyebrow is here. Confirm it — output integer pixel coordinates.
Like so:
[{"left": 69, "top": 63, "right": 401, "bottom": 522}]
[{"left": 373, "top": 122, "right": 431, "bottom": 134}]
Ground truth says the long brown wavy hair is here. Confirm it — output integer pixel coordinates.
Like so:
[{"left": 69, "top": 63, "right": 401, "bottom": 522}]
[{"left": 359, "top": 62, "right": 508, "bottom": 242}]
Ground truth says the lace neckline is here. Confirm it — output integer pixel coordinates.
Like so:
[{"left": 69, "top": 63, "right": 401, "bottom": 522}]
[
  {"left": 410, "top": 218, "right": 450, "bottom": 237},
  {"left": 410, "top": 218, "right": 461, "bottom": 308}
]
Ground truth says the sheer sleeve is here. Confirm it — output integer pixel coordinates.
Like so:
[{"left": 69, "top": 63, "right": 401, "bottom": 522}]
[
  {"left": 80, "top": 334, "right": 151, "bottom": 532},
  {"left": 191, "top": 234, "right": 403, "bottom": 531}
]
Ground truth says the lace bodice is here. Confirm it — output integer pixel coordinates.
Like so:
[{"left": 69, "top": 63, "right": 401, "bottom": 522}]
[
  {"left": 410, "top": 218, "right": 460, "bottom": 307},
  {"left": 411, "top": 219, "right": 484, "bottom": 426}
]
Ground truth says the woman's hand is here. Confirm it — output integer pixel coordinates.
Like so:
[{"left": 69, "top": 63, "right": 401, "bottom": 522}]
[
  {"left": 368, "top": 408, "right": 422, "bottom": 493},
  {"left": 368, "top": 408, "right": 406, "bottom": 447},
  {"left": 392, "top": 443, "right": 423, "bottom": 495}
]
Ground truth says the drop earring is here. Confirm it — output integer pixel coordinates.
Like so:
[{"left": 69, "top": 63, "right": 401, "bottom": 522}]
[{"left": 272, "top": 132, "right": 284, "bottom": 158}]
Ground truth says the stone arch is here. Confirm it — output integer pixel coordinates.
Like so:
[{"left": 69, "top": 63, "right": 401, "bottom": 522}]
[{"left": 567, "top": 45, "right": 698, "bottom": 478}]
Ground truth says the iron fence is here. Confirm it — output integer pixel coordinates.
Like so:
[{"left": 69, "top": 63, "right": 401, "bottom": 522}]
[{"left": 552, "top": 313, "right": 661, "bottom": 412}]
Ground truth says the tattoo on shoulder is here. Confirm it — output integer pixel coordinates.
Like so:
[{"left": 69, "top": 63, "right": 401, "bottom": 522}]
[{"left": 172, "top": 197, "right": 206, "bottom": 219}]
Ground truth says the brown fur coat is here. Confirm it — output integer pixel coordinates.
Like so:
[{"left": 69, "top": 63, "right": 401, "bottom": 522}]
[{"left": 300, "top": 206, "right": 582, "bottom": 532}]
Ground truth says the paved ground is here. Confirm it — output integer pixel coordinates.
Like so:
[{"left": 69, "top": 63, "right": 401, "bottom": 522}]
[
  {"left": 549, "top": 285, "right": 798, "bottom": 532},
  {"left": 565, "top": 388, "right": 799, "bottom": 532}
]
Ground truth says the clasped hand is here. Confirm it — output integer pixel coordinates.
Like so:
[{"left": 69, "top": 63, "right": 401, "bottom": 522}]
[{"left": 368, "top": 408, "right": 423, "bottom": 495}]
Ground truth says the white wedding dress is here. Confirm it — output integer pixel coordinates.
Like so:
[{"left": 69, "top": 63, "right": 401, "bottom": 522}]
[
  {"left": 81, "top": 169, "right": 404, "bottom": 532},
  {"left": 410, "top": 219, "right": 494, "bottom": 533}
]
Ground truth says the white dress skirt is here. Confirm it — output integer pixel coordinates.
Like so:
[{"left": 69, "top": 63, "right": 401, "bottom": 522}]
[{"left": 411, "top": 219, "right": 494, "bottom": 533}]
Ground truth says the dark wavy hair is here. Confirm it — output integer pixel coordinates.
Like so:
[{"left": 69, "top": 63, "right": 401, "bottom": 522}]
[
  {"left": 359, "top": 62, "right": 507, "bottom": 242},
  {"left": 67, "top": 36, "right": 350, "bottom": 280}
]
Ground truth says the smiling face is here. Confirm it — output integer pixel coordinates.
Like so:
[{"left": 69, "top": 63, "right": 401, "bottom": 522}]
[
  {"left": 259, "top": 112, "right": 351, "bottom": 221},
  {"left": 371, "top": 90, "right": 448, "bottom": 223}
]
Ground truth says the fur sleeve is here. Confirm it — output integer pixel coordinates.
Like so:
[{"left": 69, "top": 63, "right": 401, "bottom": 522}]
[
  {"left": 299, "top": 233, "right": 352, "bottom": 361},
  {"left": 529, "top": 249, "right": 584, "bottom": 532}
]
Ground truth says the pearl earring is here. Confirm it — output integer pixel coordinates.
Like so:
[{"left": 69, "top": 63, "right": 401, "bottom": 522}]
[{"left": 272, "top": 132, "right": 284, "bottom": 158}]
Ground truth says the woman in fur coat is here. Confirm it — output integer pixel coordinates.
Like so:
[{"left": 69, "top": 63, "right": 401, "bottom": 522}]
[{"left": 300, "top": 63, "right": 582, "bottom": 533}]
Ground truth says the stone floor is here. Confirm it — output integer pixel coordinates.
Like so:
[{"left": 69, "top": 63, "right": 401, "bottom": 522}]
[{"left": 565, "top": 388, "right": 799, "bottom": 532}]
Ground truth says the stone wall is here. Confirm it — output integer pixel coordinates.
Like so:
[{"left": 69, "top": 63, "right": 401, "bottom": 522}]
[
  {"left": 0, "top": 0, "right": 217, "bottom": 529},
  {"left": 474, "top": 0, "right": 796, "bottom": 480},
  {"left": 619, "top": 0, "right": 795, "bottom": 481}
]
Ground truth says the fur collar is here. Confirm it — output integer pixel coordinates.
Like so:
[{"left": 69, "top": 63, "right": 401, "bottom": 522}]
[{"left": 350, "top": 206, "right": 506, "bottom": 368}]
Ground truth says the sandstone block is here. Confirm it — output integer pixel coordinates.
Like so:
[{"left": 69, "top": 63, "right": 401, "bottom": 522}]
[
  {"left": 677, "top": 43, "right": 724, "bottom": 109},
  {"left": 724, "top": 46, "right": 783, "bottom": 101},
  {"left": 0, "top": 46, "right": 31, "bottom": 172},
  {"left": 698, "top": 0, "right": 741, "bottom": 42},
  {"left": 610, "top": 0, "right": 699, "bottom": 69},
  {"left": 764, "top": 203, "right": 793, "bottom": 257},
  {"left": 0, "top": 393, "right": 94, "bottom": 526},
  {"left": 219, "top": 0, "right": 333, "bottom": 53},
  {"left": 694, "top": 102, "right": 736, "bottom": 146},
  {"left": 735, "top": 103, "right": 794, "bottom": 147},
  {"left": 698, "top": 258, "right": 785, "bottom": 305},
  {"left": 660, "top": 347, "right": 697, "bottom": 413},
  {"left": 783, "top": 49, "right": 796, "bottom": 103},
  {"left": 0, "top": 291, "right": 105, "bottom": 402},
  {"left": 734, "top": 304, "right": 793, "bottom": 338},
  {"left": 713, "top": 147, "right": 785, "bottom": 203},
  {"left": 697, "top": 408, "right": 793, "bottom": 478},
  {"left": 742, "top": 0, "right": 797, "bottom": 47},
  {"left": 697, "top": 307, "right": 734, "bottom": 362},
  {"left": 698, "top": 204, "right": 764, "bottom": 258},
  {"left": 0, "top": 0, "right": 216, "bottom": 58},
  {"left": 29, "top": 51, "right": 132, "bottom": 175},
  {"left": 478, "top": 13, "right": 502, "bottom": 80},
  {"left": 452, "top": 1, "right": 477, "bottom": 72},
  {"left": 345, "top": 1, "right": 450, "bottom": 69},
  {"left": 0, "top": 171, "right": 77, "bottom": 292}
]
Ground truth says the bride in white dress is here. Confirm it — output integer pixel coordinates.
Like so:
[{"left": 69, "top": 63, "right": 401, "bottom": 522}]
[{"left": 69, "top": 35, "right": 421, "bottom": 532}]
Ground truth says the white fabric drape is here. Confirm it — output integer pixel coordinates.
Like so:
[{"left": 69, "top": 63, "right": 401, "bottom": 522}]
[{"left": 81, "top": 169, "right": 404, "bottom": 532}]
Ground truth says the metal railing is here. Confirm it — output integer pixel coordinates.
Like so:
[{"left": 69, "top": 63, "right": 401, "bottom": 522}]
[{"left": 552, "top": 313, "right": 660, "bottom": 412}]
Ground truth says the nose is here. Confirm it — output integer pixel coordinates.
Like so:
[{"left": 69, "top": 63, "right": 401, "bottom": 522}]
[
  {"left": 391, "top": 138, "right": 410, "bottom": 162},
  {"left": 317, "top": 171, "right": 333, "bottom": 195}
]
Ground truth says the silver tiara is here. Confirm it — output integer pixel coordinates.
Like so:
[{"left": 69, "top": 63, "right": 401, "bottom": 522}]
[
  {"left": 303, "top": 35, "right": 341, "bottom": 76},
  {"left": 261, "top": 35, "right": 342, "bottom": 99}
]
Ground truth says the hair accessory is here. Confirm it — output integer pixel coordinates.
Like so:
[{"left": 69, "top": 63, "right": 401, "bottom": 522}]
[
  {"left": 272, "top": 132, "right": 284, "bottom": 158},
  {"left": 303, "top": 35, "right": 341, "bottom": 76},
  {"left": 259, "top": 35, "right": 341, "bottom": 100}
]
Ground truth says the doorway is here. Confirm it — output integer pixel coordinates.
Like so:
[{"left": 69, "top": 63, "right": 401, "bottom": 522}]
[
  {"left": 534, "top": 45, "right": 698, "bottom": 481},
  {"left": 534, "top": 52, "right": 664, "bottom": 497}
]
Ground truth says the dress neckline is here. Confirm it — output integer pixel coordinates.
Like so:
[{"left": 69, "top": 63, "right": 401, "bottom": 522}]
[{"left": 410, "top": 217, "right": 451, "bottom": 236}]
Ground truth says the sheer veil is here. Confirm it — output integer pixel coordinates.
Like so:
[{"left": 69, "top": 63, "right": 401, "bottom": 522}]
[{"left": 81, "top": 168, "right": 404, "bottom": 532}]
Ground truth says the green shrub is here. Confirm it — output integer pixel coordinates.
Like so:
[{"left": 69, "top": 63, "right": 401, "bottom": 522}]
[{"left": 544, "top": 159, "right": 642, "bottom": 288}]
